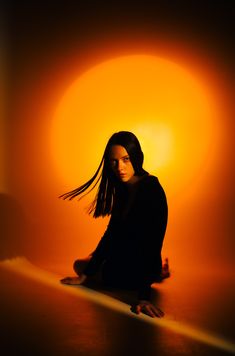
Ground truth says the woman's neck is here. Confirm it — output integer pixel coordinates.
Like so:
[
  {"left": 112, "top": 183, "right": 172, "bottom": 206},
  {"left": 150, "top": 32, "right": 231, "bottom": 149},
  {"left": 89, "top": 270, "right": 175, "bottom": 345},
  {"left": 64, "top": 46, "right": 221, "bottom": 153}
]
[
  {"left": 126, "top": 175, "right": 140, "bottom": 185},
  {"left": 125, "top": 174, "right": 146, "bottom": 191}
]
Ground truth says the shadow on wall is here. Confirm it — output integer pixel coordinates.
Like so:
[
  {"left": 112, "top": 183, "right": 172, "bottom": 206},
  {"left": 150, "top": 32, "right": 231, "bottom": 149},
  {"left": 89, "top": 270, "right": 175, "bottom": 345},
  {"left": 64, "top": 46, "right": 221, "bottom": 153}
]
[{"left": 0, "top": 193, "right": 31, "bottom": 260}]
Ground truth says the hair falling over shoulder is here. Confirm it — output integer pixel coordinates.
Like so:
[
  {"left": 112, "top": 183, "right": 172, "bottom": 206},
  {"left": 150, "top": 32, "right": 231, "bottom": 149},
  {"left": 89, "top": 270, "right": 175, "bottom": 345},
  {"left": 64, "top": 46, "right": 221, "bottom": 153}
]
[{"left": 59, "top": 131, "right": 146, "bottom": 218}]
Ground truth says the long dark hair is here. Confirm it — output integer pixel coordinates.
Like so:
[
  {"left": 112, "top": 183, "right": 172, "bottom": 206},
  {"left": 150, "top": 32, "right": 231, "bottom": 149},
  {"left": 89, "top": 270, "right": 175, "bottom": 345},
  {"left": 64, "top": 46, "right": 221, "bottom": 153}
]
[{"left": 59, "top": 131, "right": 147, "bottom": 217}]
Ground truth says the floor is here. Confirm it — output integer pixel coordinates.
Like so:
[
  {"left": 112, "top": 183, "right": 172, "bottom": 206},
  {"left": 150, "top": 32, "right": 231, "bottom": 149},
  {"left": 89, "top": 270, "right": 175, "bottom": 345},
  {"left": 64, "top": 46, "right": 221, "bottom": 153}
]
[{"left": 0, "top": 257, "right": 235, "bottom": 356}]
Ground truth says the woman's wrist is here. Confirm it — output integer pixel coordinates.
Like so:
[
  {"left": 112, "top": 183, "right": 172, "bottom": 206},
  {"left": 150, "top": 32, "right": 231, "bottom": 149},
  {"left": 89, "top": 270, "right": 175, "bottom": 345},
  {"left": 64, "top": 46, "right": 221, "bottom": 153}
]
[{"left": 138, "top": 299, "right": 151, "bottom": 305}]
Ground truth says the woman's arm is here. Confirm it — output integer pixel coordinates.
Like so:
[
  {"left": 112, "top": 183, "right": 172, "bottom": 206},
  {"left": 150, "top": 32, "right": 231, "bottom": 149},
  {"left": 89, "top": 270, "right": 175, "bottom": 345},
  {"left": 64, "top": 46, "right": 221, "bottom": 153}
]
[{"left": 135, "top": 176, "right": 168, "bottom": 311}]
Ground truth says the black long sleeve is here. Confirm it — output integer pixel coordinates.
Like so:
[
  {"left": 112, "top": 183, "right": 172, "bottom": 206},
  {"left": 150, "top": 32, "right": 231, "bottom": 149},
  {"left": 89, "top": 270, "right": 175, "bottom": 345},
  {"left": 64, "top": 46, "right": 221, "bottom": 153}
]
[
  {"left": 134, "top": 176, "right": 168, "bottom": 300},
  {"left": 83, "top": 174, "right": 168, "bottom": 301}
]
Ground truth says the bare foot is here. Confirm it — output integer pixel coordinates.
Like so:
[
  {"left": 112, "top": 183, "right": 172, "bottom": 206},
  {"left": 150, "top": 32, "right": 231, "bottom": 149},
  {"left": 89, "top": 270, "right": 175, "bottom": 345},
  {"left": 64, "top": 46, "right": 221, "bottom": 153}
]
[{"left": 60, "top": 275, "right": 87, "bottom": 285}]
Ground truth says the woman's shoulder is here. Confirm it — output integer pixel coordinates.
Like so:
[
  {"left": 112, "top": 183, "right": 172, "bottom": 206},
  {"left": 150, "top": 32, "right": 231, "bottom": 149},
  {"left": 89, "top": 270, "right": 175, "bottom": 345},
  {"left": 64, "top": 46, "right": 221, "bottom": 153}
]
[
  {"left": 140, "top": 174, "right": 160, "bottom": 187},
  {"left": 138, "top": 174, "right": 166, "bottom": 196}
]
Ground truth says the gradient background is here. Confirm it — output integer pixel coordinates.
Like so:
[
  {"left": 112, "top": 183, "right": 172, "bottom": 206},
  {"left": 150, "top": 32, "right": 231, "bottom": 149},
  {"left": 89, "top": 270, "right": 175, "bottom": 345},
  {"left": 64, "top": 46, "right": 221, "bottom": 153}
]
[{"left": 2, "top": 1, "right": 235, "bottom": 277}]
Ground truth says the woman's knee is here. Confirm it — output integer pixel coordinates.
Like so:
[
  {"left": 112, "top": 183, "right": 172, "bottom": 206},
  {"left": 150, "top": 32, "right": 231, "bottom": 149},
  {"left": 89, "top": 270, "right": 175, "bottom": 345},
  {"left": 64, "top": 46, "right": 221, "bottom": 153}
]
[{"left": 73, "top": 256, "right": 92, "bottom": 275}]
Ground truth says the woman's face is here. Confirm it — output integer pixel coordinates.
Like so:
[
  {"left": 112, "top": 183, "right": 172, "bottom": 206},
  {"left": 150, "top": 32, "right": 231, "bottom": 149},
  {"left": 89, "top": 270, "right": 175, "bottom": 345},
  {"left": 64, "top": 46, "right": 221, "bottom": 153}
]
[{"left": 109, "top": 145, "right": 136, "bottom": 184}]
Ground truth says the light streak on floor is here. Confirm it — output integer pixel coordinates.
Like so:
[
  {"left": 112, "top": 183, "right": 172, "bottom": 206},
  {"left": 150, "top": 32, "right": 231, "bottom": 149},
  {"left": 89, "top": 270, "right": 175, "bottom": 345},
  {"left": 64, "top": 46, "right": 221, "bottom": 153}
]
[{"left": 1, "top": 257, "right": 235, "bottom": 354}]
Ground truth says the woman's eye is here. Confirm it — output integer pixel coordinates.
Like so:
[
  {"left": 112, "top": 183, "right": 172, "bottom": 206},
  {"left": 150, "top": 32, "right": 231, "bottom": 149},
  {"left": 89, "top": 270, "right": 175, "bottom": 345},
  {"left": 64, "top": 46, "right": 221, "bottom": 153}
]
[
  {"left": 123, "top": 157, "right": 130, "bottom": 162},
  {"left": 110, "top": 160, "right": 117, "bottom": 167}
]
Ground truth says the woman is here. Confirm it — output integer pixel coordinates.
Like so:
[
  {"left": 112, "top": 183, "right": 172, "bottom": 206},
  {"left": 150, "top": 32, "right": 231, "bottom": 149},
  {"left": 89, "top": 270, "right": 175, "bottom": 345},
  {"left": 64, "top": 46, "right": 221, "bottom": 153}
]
[{"left": 60, "top": 131, "right": 169, "bottom": 318}]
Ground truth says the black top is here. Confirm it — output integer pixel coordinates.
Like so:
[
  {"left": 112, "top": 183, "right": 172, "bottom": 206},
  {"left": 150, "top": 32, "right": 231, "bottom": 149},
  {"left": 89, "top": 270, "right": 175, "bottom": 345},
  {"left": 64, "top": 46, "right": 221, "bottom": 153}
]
[{"left": 84, "top": 174, "right": 168, "bottom": 300}]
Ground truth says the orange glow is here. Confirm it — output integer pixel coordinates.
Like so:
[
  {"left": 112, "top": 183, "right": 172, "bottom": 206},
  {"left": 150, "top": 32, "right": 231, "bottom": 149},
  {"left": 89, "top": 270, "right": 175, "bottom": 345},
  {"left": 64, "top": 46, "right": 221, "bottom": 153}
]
[
  {"left": 7, "top": 47, "right": 232, "bottom": 270},
  {"left": 50, "top": 55, "right": 221, "bottom": 201}
]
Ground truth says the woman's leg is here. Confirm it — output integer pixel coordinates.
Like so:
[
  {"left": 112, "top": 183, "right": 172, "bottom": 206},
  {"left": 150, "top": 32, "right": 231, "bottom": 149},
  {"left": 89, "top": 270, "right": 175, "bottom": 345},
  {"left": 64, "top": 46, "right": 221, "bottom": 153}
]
[
  {"left": 73, "top": 255, "right": 103, "bottom": 287},
  {"left": 60, "top": 255, "right": 93, "bottom": 285},
  {"left": 73, "top": 255, "right": 92, "bottom": 276}
]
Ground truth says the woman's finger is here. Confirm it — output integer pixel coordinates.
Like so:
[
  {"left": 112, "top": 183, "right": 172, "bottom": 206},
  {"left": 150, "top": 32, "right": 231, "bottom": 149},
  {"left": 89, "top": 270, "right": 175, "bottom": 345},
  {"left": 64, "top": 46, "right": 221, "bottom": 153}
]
[
  {"left": 130, "top": 304, "right": 141, "bottom": 314},
  {"left": 158, "top": 308, "right": 165, "bottom": 317},
  {"left": 142, "top": 305, "right": 155, "bottom": 318},
  {"left": 150, "top": 305, "right": 164, "bottom": 318}
]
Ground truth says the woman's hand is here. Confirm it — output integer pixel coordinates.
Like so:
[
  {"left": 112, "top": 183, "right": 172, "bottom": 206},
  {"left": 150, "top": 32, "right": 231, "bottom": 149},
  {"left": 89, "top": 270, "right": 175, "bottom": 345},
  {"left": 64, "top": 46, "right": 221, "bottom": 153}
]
[
  {"left": 131, "top": 300, "right": 164, "bottom": 318},
  {"left": 60, "top": 274, "right": 87, "bottom": 285}
]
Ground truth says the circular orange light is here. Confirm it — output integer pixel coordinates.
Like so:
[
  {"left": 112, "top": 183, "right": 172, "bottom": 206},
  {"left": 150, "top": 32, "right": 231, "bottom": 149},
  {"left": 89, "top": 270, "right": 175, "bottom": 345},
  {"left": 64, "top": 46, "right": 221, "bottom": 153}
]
[{"left": 51, "top": 54, "right": 219, "bottom": 198}]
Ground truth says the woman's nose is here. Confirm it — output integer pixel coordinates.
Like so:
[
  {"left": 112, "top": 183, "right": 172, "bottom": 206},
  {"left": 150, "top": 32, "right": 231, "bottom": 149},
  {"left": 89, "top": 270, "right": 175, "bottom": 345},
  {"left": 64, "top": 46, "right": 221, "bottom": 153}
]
[{"left": 117, "top": 160, "right": 124, "bottom": 171}]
